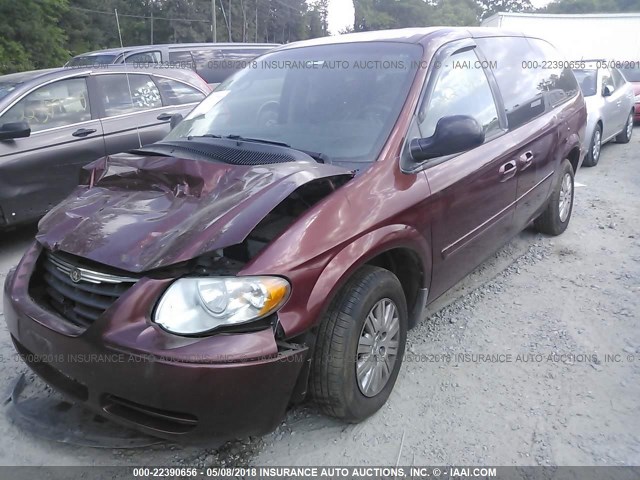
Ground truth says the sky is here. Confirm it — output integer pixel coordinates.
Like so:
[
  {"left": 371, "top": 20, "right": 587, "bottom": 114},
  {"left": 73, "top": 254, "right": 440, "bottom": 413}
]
[{"left": 327, "top": 0, "right": 355, "bottom": 35}]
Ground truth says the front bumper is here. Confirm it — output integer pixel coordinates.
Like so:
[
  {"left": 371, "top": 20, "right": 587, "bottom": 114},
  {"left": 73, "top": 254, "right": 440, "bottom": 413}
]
[{"left": 3, "top": 243, "right": 308, "bottom": 441}]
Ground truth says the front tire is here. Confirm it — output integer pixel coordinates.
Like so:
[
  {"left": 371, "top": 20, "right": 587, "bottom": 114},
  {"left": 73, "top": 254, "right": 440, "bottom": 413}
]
[
  {"left": 534, "top": 159, "right": 574, "bottom": 236},
  {"left": 615, "top": 112, "right": 634, "bottom": 144},
  {"left": 583, "top": 124, "right": 601, "bottom": 167},
  {"left": 310, "top": 265, "right": 408, "bottom": 422}
]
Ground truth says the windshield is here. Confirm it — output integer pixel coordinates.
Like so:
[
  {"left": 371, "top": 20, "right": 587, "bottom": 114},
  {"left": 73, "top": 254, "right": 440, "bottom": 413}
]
[
  {"left": 573, "top": 68, "right": 597, "bottom": 97},
  {"left": 67, "top": 54, "right": 118, "bottom": 67},
  {"left": 165, "top": 42, "right": 422, "bottom": 163},
  {"left": 619, "top": 66, "right": 640, "bottom": 82}
]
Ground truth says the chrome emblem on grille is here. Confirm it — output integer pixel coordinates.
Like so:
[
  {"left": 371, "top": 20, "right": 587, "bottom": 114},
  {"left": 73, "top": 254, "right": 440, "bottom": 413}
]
[{"left": 69, "top": 268, "right": 82, "bottom": 283}]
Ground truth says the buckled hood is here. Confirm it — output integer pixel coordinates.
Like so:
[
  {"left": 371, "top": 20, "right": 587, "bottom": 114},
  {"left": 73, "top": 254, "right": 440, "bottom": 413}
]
[{"left": 36, "top": 153, "right": 353, "bottom": 272}]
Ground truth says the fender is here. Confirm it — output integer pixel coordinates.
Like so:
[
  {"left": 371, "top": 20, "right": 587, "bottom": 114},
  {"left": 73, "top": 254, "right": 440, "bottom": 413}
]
[{"left": 276, "top": 224, "right": 432, "bottom": 338}]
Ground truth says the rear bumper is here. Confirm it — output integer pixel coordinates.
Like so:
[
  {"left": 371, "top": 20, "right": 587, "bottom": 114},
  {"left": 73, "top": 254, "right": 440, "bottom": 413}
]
[{"left": 3, "top": 244, "right": 308, "bottom": 442}]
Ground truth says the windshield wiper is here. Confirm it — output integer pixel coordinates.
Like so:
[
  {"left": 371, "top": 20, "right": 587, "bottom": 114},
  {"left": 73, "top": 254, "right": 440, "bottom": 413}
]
[
  {"left": 225, "top": 134, "right": 290, "bottom": 147},
  {"left": 224, "top": 134, "right": 331, "bottom": 164},
  {"left": 187, "top": 134, "right": 222, "bottom": 140}
]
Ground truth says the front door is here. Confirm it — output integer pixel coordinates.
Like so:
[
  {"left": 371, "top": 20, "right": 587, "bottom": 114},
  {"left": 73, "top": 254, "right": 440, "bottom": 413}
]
[
  {"left": 0, "top": 77, "right": 105, "bottom": 226},
  {"left": 417, "top": 45, "right": 517, "bottom": 299}
]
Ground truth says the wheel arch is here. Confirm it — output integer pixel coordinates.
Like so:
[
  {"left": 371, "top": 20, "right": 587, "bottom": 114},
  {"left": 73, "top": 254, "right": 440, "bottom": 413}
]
[{"left": 306, "top": 225, "right": 431, "bottom": 333}]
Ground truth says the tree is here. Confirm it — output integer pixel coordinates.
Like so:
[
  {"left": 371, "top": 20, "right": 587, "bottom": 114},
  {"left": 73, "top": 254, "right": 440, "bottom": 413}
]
[
  {"left": 478, "top": 0, "right": 533, "bottom": 20},
  {"left": 0, "top": 0, "right": 69, "bottom": 73},
  {"left": 353, "top": 0, "right": 481, "bottom": 31}
]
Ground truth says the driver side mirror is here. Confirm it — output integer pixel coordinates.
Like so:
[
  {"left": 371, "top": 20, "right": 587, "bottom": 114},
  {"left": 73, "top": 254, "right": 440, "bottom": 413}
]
[
  {"left": 603, "top": 84, "right": 614, "bottom": 97},
  {"left": 0, "top": 121, "right": 31, "bottom": 141},
  {"left": 410, "top": 115, "right": 485, "bottom": 163},
  {"left": 169, "top": 113, "right": 183, "bottom": 130}
]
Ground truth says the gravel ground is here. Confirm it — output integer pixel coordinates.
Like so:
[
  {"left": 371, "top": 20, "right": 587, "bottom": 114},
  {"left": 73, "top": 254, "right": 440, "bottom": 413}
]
[{"left": 0, "top": 129, "right": 638, "bottom": 467}]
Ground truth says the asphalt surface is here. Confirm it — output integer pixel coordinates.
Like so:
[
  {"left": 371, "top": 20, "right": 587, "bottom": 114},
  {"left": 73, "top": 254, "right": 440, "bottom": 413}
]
[{"left": 0, "top": 128, "right": 638, "bottom": 467}]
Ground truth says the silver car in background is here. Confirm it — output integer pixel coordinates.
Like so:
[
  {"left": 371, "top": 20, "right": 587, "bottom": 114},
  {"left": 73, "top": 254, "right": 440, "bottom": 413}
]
[{"left": 572, "top": 62, "right": 635, "bottom": 167}]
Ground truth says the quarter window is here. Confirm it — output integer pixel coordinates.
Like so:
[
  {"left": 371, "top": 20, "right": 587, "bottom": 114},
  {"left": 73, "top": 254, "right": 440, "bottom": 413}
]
[
  {"left": 95, "top": 74, "right": 162, "bottom": 117},
  {"left": 126, "top": 51, "right": 161, "bottom": 64},
  {"left": 155, "top": 77, "right": 205, "bottom": 105},
  {"left": 1, "top": 78, "right": 91, "bottom": 133},
  {"left": 168, "top": 51, "right": 196, "bottom": 70},
  {"left": 419, "top": 49, "right": 501, "bottom": 140}
]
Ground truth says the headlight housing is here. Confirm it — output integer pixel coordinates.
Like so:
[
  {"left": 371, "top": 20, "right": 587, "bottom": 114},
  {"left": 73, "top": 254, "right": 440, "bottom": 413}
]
[
  {"left": 154, "top": 276, "right": 290, "bottom": 336},
  {"left": 635, "top": 94, "right": 640, "bottom": 102}
]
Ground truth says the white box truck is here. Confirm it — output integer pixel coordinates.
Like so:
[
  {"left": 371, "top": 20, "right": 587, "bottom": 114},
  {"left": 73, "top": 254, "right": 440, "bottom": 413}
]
[{"left": 481, "top": 12, "right": 640, "bottom": 63}]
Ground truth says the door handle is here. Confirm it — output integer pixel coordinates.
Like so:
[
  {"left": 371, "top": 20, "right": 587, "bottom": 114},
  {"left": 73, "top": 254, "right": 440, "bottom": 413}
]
[
  {"left": 72, "top": 128, "right": 97, "bottom": 137},
  {"left": 519, "top": 151, "right": 534, "bottom": 170},
  {"left": 499, "top": 160, "right": 517, "bottom": 181},
  {"left": 157, "top": 113, "right": 175, "bottom": 121},
  {"left": 616, "top": 100, "right": 622, "bottom": 107}
]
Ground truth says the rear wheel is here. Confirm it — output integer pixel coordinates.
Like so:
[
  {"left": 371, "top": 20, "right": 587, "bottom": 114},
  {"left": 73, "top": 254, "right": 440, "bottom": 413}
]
[
  {"left": 310, "top": 265, "right": 407, "bottom": 422},
  {"left": 583, "top": 124, "right": 601, "bottom": 167},
  {"left": 615, "top": 112, "right": 633, "bottom": 144},
  {"left": 534, "top": 159, "right": 574, "bottom": 236}
]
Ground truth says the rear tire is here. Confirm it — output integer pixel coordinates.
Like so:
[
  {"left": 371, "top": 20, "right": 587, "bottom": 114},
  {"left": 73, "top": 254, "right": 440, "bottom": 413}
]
[
  {"left": 582, "top": 124, "right": 601, "bottom": 167},
  {"left": 310, "top": 265, "right": 407, "bottom": 422},
  {"left": 615, "top": 112, "right": 633, "bottom": 144},
  {"left": 534, "top": 159, "right": 574, "bottom": 236}
]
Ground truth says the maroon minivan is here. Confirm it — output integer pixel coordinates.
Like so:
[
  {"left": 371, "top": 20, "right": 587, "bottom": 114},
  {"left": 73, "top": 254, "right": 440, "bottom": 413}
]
[{"left": 4, "top": 28, "right": 586, "bottom": 441}]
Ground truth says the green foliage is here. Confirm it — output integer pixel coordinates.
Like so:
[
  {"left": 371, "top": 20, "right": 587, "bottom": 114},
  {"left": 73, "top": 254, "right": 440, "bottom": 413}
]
[
  {"left": 0, "top": 0, "right": 332, "bottom": 74},
  {"left": 354, "top": 0, "right": 481, "bottom": 31},
  {"left": 0, "top": 0, "right": 69, "bottom": 74},
  {"left": 479, "top": 0, "right": 534, "bottom": 20}
]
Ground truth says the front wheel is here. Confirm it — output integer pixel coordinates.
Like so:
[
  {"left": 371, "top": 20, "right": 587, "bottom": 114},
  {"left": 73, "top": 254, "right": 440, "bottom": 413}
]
[
  {"left": 583, "top": 124, "right": 601, "bottom": 167},
  {"left": 310, "top": 265, "right": 408, "bottom": 422},
  {"left": 615, "top": 112, "right": 634, "bottom": 144},
  {"left": 534, "top": 159, "right": 574, "bottom": 236}
]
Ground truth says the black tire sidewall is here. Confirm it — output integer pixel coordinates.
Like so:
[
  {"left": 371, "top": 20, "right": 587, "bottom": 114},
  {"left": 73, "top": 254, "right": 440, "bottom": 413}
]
[
  {"left": 585, "top": 125, "right": 601, "bottom": 167},
  {"left": 336, "top": 270, "right": 408, "bottom": 421},
  {"left": 617, "top": 114, "right": 633, "bottom": 143}
]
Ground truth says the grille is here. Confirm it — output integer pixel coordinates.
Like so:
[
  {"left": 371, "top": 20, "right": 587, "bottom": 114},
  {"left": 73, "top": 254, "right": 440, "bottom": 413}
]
[{"left": 37, "top": 251, "right": 139, "bottom": 328}]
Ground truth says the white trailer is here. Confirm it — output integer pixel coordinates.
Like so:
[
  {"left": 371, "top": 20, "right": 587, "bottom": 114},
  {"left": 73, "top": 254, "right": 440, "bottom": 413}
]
[{"left": 481, "top": 12, "right": 640, "bottom": 63}]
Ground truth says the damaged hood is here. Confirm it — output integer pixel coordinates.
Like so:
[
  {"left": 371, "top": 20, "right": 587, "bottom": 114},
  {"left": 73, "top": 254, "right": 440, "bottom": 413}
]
[{"left": 37, "top": 153, "right": 352, "bottom": 272}]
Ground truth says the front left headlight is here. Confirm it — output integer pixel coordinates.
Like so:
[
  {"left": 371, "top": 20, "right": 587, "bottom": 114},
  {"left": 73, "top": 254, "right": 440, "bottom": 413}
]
[{"left": 154, "top": 276, "right": 290, "bottom": 335}]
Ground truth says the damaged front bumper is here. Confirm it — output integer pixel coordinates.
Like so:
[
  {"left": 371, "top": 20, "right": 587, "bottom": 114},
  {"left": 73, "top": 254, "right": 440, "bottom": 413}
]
[{"left": 3, "top": 243, "right": 308, "bottom": 441}]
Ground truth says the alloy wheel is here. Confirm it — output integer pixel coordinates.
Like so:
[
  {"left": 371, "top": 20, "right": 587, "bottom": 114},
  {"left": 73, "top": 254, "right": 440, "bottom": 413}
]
[
  {"left": 558, "top": 172, "right": 573, "bottom": 223},
  {"left": 592, "top": 129, "right": 601, "bottom": 162},
  {"left": 356, "top": 298, "right": 401, "bottom": 397}
]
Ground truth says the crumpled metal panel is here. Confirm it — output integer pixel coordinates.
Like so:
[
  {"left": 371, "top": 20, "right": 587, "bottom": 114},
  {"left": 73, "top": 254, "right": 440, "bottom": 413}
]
[{"left": 36, "top": 153, "right": 353, "bottom": 272}]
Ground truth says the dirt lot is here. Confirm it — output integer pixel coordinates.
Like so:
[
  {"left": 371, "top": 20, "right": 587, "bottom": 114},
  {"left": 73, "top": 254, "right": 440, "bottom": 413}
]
[{"left": 0, "top": 130, "right": 638, "bottom": 468}]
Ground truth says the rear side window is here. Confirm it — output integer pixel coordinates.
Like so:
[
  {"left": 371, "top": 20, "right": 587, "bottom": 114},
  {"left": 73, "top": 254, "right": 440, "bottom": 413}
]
[
  {"left": 168, "top": 51, "right": 195, "bottom": 70},
  {"left": 476, "top": 37, "right": 578, "bottom": 130},
  {"left": 126, "top": 51, "right": 161, "bottom": 65},
  {"left": 419, "top": 48, "right": 501, "bottom": 140},
  {"left": 95, "top": 74, "right": 162, "bottom": 117},
  {"left": 528, "top": 39, "right": 580, "bottom": 107},
  {"left": 155, "top": 77, "right": 205, "bottom": 105}
]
